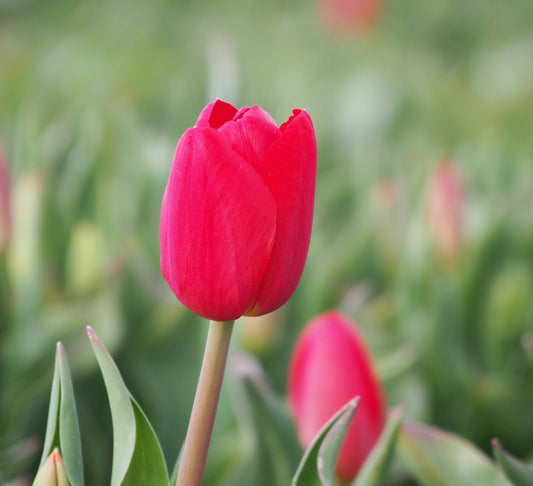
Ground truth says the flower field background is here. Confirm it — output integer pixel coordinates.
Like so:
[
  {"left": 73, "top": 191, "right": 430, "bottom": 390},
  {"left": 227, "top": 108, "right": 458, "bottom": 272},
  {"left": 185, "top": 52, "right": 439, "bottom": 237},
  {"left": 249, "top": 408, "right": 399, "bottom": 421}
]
[{"left": 1, "top": 0, "right": 533, "bottom": 484}]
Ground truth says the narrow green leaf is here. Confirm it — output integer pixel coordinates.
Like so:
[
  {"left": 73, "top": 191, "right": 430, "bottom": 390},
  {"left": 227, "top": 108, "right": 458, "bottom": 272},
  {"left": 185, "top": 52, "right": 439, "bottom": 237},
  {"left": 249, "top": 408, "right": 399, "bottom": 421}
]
[
  {"left": 57, "top": 343, "right": 84, "bottom": 486},
  {"left": 87, "top": 327, "right": 168, "bottom": 486},
  {"left": 352, "top": 406, "right": 403, "bottom": 486},
  {"left": 121, "top": 400, "right": 168, "bottom": 486},
  {"left": 399, "top": 421, "right": 510, "bottom": 486},
  {"left": 39, "top": 349, "right": 61, "bottom": 466},
  {"left": 88, "top": 326, "right": 136, "bottom": 486},
  {"left": 292, "top": 398, "right": 359, "bottom": 486},
  {"left": 492, "top": 438, "right": 533, "bottom": 486}
]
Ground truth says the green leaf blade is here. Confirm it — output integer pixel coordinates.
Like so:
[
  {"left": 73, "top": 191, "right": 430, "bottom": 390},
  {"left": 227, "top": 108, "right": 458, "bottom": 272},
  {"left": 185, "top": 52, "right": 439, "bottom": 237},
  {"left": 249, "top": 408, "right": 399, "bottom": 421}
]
[
  {"left": 292, "top": 398, "right": 359, "bottom": 486},
  {"left": 399, "top": 421, "right": 510, "bottom": 486},
  {"left": 492, "top": 439, "right": 533, "bottom": 486},
  {"left": 121, "top": 400, "right": 168, "bottom": 486},
  {"left": 57, "top": 343, "right": 84, "bottom": 486},
  {"left": 88, "top": 326, "right": 168, "bottom": 486},
  {"left": 88, "top": 326, "right": 136, "bottom": 486},
  {"left": 352, "top": 406, "right": 403, "bottom": 486},
  {"left": 39, "top": 349, "right": 61, "bottom": 467}
]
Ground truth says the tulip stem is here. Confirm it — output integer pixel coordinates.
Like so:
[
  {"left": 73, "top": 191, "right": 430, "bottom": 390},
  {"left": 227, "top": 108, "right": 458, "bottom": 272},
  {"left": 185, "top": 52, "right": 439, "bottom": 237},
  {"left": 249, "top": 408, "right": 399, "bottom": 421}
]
[{"left": 176, "top": 319, "right": 235, "bottom": 486}]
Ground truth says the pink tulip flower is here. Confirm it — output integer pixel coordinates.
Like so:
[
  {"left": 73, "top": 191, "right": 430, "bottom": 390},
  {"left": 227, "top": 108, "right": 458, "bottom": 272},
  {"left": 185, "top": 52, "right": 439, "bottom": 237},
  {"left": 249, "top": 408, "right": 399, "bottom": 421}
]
[
  {"left": 288, "top": 310, "right": 386, "bottom": 483},
  {"left": 160, "top": 100, "right": 316, "bottom": 321}
]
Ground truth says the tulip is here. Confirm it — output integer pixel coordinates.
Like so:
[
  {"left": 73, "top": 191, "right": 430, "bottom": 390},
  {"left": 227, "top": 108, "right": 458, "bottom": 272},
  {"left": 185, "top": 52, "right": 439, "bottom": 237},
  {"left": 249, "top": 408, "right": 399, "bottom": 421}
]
[
  {"left": 160, "top": 99, "right": 316, "bottom": 321},
  {"left": 288, "top": 311, "right": 386, "bottom": 483},
  {"left": 0, "top": 143, "right": 11, "bottom": 252},
  {"left": 426, "top": 160, "right": 464, "bottom": 264},
  {"left": 317, "top": 0, "right": 383, "bottom": 36}
]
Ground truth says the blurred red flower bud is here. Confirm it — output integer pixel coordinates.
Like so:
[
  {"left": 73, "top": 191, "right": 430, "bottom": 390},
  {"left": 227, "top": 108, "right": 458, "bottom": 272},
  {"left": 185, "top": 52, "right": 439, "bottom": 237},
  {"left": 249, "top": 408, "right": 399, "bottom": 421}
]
[
  {"left": 160, "top": 100, "right": 316, "bottom": 321},
  {"left": 288, "top": 311, "right": 386, "bottom": 483},
  {"left": 426, "top": 160, "right": 464, "bottom": 264},
  {"left": 0, "top": 144, "right": 11, "bottom": 252},
  {"left": 317, "top": 0, "right": 384, "bottom": 36}
]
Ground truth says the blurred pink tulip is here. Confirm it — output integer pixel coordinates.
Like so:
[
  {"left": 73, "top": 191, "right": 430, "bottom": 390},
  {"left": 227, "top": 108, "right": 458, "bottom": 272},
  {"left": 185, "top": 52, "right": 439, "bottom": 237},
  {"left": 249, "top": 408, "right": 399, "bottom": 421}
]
[
  {"left": 0, "top": 144, "right": 11, "bottom": 252},
  {"left": 317, "top": 0, "right": 384, "bottom": 36},
  {"left": 288, "top": 311, "right": 386, "bottom": 483},
  {"left": 426, "top": 160, "right": 465, "bottom": 264}
]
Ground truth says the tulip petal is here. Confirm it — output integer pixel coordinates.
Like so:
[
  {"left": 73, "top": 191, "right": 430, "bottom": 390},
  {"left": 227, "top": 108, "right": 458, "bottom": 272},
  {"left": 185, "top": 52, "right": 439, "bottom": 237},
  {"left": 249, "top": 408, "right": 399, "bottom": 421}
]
[
  {"left": 218, "top": 106, "right": 281, "bottom": 167},
  {"left": 247, "top": 109, "right": 316, "bottom": 315},
  {"left": 160, "top": 127, "right": 277, "bottom": 321},
  {"left": 195, "top": 99, "right": 238, "bottom": 129}
]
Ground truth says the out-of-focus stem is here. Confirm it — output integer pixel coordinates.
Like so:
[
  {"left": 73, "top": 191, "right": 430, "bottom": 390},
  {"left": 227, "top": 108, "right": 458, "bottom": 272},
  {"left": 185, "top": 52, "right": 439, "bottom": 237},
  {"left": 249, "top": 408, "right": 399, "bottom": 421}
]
[{"left": 176, "top": 319, "right": 234, "bottom": 486}]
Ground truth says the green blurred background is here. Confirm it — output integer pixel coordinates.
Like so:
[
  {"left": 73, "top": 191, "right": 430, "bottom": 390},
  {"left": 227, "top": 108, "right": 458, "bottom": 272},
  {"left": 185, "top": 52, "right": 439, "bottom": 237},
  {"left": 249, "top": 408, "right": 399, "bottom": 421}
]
[{"left": 1, "top": 0, "right": 533, "bottom": 484}]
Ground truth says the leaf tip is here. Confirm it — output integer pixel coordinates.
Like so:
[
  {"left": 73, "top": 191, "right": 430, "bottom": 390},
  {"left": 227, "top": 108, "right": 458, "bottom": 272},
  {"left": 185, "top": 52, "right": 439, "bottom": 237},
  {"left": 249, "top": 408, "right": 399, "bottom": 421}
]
[
  {"left": 87, "top": 325, "right": 99, "bottom": 346},
  {"left": 491, "top": 438, "right": 501, "bottom": 450},
  {"left": 56, "top": 342, "right": 65, "bottom": 354},
  {"left": 348, "top": 396, "right": 360, "bottom": 408}
]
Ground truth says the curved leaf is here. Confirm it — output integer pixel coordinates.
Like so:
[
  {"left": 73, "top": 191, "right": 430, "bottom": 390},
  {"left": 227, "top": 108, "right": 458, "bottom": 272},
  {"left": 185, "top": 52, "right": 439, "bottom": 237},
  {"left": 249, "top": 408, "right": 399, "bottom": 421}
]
[
  {"left": 57, "top": 344, "right": 84, "bottom": 486},
  {"left": 39, "top": 351, "right": 61, "bottom": 466},
  {"left": 292, "top": 398, "right": 359, "bottom": 486},
  {"left": 121, "top": 400, "right": 168, "bottom": 486},
  {"left": 492, "top": 438, "right": 533, "bottom": 486},
  {"left": 352, "top": 406, "right": 403, "bottom": 486},
  {"left": 87, "top": 327, "right": 167, "bottom": 486},
  {"left": 399, "top": 421, "right": 510, "bottom": 486}
]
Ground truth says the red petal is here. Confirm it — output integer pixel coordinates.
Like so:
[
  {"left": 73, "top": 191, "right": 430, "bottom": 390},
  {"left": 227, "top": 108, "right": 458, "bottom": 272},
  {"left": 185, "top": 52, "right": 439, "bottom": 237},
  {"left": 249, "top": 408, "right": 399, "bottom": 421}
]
[
  {"left": 195, "top": 99, "right": 238, "bottom": 129},
  {"left": 160, "top": 127, "right": 276, "bottom": 321},
  {"left": 218, "top": 105, "right": 280, "bottom": 167},
  {"left": 247, "top": 109, "right": 316, "bottom": 315}
]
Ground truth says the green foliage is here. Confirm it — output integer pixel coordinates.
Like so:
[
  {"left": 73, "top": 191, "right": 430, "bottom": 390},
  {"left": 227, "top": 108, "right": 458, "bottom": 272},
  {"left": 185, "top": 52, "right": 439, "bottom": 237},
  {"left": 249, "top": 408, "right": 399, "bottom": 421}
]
[
  {"left": 399, "top": 422, "right": 511, "bottom": 486},
  {"left": 352, "top": 407, "right": 403, "bottom": 486},
  {"left": 493, "top": 439, "right": 533, "bottom": 486},
  {"left": 88, "top": 327, "right": 168, "bottom": 486},
  {"left": 38, "top": 344, "right": 84, "bottom": 486},
  {"left": 292, "top": 398, "right": 358, "bottom": 486}
]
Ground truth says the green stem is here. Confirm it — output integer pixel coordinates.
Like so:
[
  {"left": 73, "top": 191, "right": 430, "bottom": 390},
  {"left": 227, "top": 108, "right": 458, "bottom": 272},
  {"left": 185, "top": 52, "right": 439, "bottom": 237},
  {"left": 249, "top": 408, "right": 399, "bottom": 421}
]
[{"left": 176, "top": 319, "right": 235, "bottom": 486}]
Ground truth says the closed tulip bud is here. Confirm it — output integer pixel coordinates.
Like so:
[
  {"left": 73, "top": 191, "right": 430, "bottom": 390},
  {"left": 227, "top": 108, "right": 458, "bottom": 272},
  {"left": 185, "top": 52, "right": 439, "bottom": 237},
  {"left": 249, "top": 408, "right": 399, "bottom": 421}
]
[
  {"left": 288, "top": 311, "right": 386, "bottom": 483},
  {"left": 160, "top": 100, "right": 316, "bottom": 321},
  {"left": 317, "top": 0, "right": 384, "bottom": 36},
  {"left": 0, "top": 143, "right": 11, "bottom": 252},
  {"left": 426, "top": 160, "right": 464, "bottom": 264},
  {"left": 33, "top": 448, "right": 68, "bottom": 486}
]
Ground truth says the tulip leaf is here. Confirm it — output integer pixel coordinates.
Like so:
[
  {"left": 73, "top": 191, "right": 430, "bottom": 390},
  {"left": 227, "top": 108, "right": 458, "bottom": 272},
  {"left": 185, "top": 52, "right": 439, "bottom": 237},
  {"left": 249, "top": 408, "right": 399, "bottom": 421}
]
[
  {"left": 40, "top": 351, "right": 61, "bottom": 466},
  {"left": 292, "top": 398, "right": 359, "bottom": 486},
  {"left": 399, "top": 421, "right": 511, "bottom": 486},
  {"left": 39, "top": 343, "right": 84, "bottom": 486},
  {"left": 492, "top": 438, "right": 533, "bottom": 486},
  {"left": 226, "top": 353, "right": 302, "bottom": 486},
  {"left": 57, "top": 345, "right": 85, "bottom": 486},
  {"left": 88, "top": 327, "right": 168, "bottom": 486},
  {"left": 352, "top": 406, "right": 403, "bottom": 486},
  {"left": 121, "top": 399, "right": 169, "bottom": 486}
]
